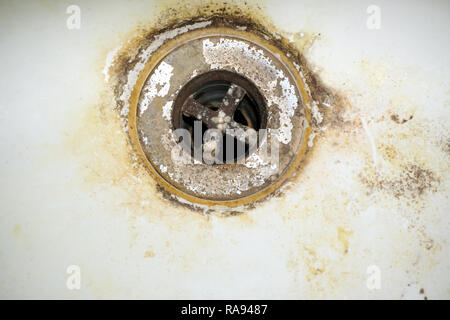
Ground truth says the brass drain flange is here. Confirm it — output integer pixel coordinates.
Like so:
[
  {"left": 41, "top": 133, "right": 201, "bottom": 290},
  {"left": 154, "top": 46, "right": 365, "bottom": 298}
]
[{"left": 126, "top": 17, "right": 312, "bottom": 207}]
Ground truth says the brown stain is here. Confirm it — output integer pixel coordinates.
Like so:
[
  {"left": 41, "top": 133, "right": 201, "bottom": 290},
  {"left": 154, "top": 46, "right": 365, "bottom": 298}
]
[
  {"left": 360, "top": 163, "right": 439, "bottom": 201},
  {"left": 379, "top": 143, "right": 400, "bottom": 162},
  {"left": 337, "top": 227, "right": 353, "bottom": 255},
  {"left": 419, "top": 288, "right": 428, "bottom": 300},
  {"left": 358, "top": 138, "right": 442, "bottom": 252},
  {"left": 358, "top": 113, "right": 444, "bottom": 207},
  {"left": 391, "top": 114, "right": 414, "bottom": 124},
  {"left": 302, "top": 246, "right": 325, "bottom": 277}
]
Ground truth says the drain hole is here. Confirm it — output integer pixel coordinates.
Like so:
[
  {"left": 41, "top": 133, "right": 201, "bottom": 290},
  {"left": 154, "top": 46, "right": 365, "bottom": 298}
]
[{"left": 172, "top": 70, "right": 267, "bottom": 163}]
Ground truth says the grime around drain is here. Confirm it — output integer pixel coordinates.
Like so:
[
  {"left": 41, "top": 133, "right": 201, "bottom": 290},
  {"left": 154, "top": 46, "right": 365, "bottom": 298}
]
[
  {"left": 109, "top": 15, "right": 325, "bottom": 208},
  {"left": 100, "top": 11, "right": 340, "bottom": 212}
]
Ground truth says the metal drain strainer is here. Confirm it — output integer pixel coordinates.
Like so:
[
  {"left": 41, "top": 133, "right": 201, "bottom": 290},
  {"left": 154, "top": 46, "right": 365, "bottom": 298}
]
[
  {"left": 173, "top": 70, "right": 267, "bottom": 163},
  {"left": 127, "top": 20, "right": 312, "bottom": 207}
]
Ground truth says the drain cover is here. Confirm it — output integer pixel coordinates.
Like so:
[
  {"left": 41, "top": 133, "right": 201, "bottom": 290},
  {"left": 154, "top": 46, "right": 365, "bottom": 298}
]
[
  {"left": 173, "top": 70, "right": 267, "bottom": 163},
  {"left": 127, "top": 18, "right": 312, "bottom": 207}
]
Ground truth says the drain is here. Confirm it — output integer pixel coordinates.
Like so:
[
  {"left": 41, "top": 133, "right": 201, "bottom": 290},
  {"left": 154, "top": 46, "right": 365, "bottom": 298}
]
[
  {"left": 172, "top": 70, "right": 267, "bottom": 163},
  {"left": 126, "top": 17, "right": 312, "bottom": 207}
]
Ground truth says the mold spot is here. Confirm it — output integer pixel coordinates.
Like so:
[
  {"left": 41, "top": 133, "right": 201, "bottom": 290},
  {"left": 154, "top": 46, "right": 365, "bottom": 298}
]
[
  {"left": 391, "top": 113, "right": 413, "bottom": 124},
  {"left": 360, "top": 163, "right": 440, "bottom": 201}
]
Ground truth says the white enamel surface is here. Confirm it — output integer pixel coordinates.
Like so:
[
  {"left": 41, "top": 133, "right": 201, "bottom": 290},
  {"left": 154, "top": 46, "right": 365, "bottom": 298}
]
[{"left": 0, "top": 0, "right": 448, "bottom": 299}]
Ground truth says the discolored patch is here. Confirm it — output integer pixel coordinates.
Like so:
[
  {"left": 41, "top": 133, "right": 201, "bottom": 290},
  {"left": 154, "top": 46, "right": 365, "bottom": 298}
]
[
  {"left": 391, "top": 113, "right": 413, "bottom": 124},
  {"left": 360, "top": 163, "right": 440, "bottom": 201},
  {"left": 57, "top": 0, "right": 449, "bottom": 299}
]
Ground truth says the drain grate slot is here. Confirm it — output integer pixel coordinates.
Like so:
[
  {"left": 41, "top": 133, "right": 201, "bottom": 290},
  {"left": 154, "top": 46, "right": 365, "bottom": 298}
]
[{"left": 173, "top": 70, "right": 267, "bottom": 163}]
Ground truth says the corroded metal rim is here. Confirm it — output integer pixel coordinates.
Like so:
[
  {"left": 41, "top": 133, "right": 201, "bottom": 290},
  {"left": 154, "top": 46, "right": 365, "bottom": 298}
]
[{"left": 127, "top": 24, "right": 312, "bottom": 207}]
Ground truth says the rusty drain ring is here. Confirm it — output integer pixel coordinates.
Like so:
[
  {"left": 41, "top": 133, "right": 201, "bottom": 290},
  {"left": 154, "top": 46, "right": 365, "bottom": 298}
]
[{"left": 127, "top": 21, "right": 312, "bottom": 208}]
